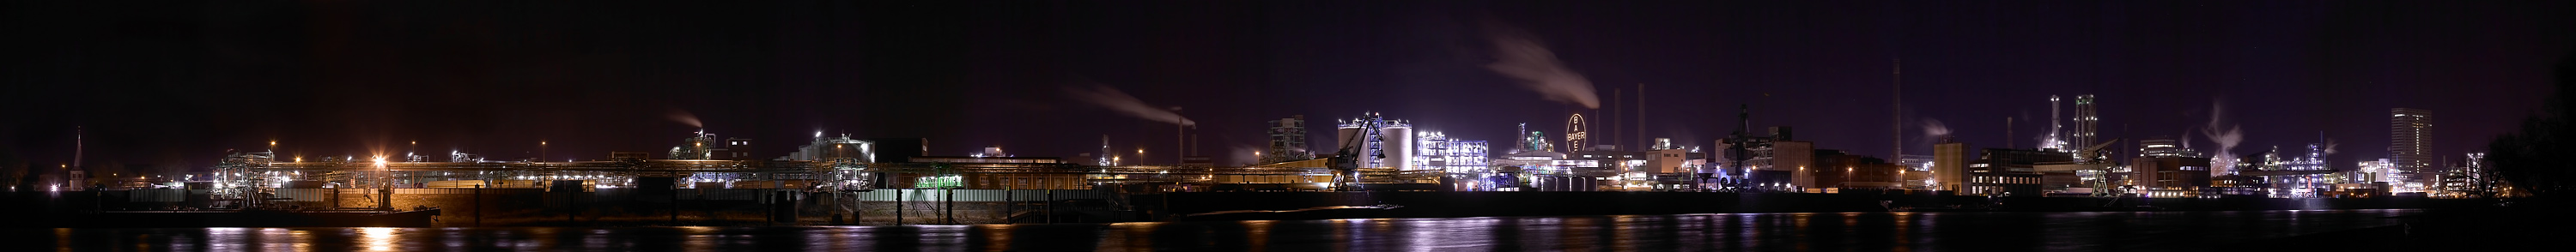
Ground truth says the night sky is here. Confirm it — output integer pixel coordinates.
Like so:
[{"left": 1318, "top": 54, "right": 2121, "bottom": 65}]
[{"left": 5, "top": 1, "right": 2571, "bottom": 173}]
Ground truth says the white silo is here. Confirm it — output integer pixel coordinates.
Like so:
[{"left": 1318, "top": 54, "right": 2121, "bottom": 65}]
[
  {"left": 1382, "top": 125, "right": 1413, "bottom": 171},
  {"left": 1335, "top": 122, "right": 1363, "bottom": 157}
]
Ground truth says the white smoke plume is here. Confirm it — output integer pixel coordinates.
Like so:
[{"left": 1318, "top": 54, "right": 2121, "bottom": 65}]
[
  {"left": 1481, "top": 19, "right": 1601, "bottom": 109},
  {"left": 1916, "top": 118, "right": 1952, "bottom": 148},
  {"left": 2200, "top": 100, "right": 2244, "bottom": 177},
  {"left": 2323, "top": 138, "right": 2340, "bottom": 156},
  {"left": 667, "top": 109, "right": 702, "bottom": 128},
  {"left": 1064, "top": 83, "right": 1196, "bottom": 126}
]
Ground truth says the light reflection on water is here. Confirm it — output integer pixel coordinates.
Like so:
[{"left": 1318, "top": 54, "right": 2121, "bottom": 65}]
[{"left": 7, "top": 209, "right": 2418, "bottom": 251}]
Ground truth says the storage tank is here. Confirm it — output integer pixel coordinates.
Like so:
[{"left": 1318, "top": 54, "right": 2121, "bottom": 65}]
[
  {"left": 1382, "top": 126, "right": 1413, "bottom": 171},
  {"left": 1335, "top": 125, "right": 1362, "bottom": 155}
]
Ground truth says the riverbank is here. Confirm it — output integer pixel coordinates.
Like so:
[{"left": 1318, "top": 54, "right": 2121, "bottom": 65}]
[{"left": 3, "top": 189, "right": 2519, "bottom": 227}]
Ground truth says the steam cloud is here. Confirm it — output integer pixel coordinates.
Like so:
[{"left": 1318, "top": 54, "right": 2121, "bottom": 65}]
[
  {"left": 1064, "top": 83, "right": 1196, "bottom": 126},
  {"left": 1481, "top": 19, "right": 1601, "bottom": 109},
  {"left": 667, "top": 109, "right": 702, "bottom": 129},
  {"left": 2323, "top": 138, "right": 2340, "bottom": 156},
  {"left": 2200, "top": 100, "right": 2244, "bottom": 177},
  {"left": 1916, "top": 118, "right": 1952, "bottom": 147}
]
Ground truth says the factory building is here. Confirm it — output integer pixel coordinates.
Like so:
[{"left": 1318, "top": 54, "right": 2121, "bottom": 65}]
[
  {"left": 1413, "top": 131, "right": 1489, "bottom": 174},
  {"left": 1770, "top": 141, "right": 1814, "bottom": 189},
  {"left": 1639, "top": 139, "right": 1704, "bottom": 190},
  {"left": 667, "top": 129, "right": 755, "bottom": 160},
  {"left": 1964, "top": 148, "right": 2068, "bottom": 197},
  {"left": 2132, "top": 155, "right": 2215, "bottom": 198},
  {"left": 2437, "top": 153, "right": 2492, "bottom": 198},
  {"left": 2345, "top": 159, "right": 2400, "bottom": 195},
  {"left": 2139, "top": 137, "right": 2195, "bottom": 158},
  {"left": 1932, "top": 140, "right": 1969, "bottom": 192},
  {"left": 1716, "top": 105, "right": 1810, "bottom": 191},
  {"left": 2225, "top": 144, "right": 2336, "bottom": 197},
  {"left": 1807, "top": 150, "right": 1906, "bottom": 191},
  {"left": 781, "top": 133, "right": 872, "bottom": 162},
  {"left": 1263, "top": 115, "right": 1314, "bottom": 164}
]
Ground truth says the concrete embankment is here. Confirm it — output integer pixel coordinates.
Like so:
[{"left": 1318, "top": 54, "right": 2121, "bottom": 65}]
[
  {"left": 1159, "top": 191, "right": 2498, "bottom": 221},
  {"left": 5, "top": 189, "right": 1121, "bottom": 227},
  {"left": 4, "top": 189, "right": 2504, "bottom": 227}
]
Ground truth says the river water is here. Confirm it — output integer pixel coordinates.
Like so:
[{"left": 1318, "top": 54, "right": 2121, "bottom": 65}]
[{"left": 7, "top": 209, "right": 2418, "bottom": 251}]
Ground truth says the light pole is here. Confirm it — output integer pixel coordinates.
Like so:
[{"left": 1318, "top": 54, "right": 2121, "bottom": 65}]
[
  {"left": 374, "top": 156, "right": 390, "bottom": 210},
  {"left": 540, "top": 141, "right": 550, "bottom": 180}
]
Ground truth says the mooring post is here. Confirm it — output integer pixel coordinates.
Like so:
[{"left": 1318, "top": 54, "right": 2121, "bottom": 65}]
[
  {"left": 565, "top": 186, "right": 574, "bottom": 225},
  {"left": 474, "top": 184, "right": 483, "bottom": 227},
  {"left": 895, "top": 189, "right": 904, "bottom": 225},
  {"left": 944, "top": 188, "right": 954, "bottom": 225},
  {"left": 1005, "top": 189, "right": 1014, "bottom": 225},
  {"left": 670, "top": 183, "right": 679, "bottom": 225},
  {"left": 866, "top": 190, "right": 876, "bottom": 225},
  {"left": 1045, "top": 189, "right": 1055, "bottom": 224}
]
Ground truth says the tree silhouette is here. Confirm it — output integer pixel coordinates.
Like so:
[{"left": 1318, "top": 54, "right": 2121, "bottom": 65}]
[{"left": 2488, "top": 48, "right": 2576, "bottom": 196}]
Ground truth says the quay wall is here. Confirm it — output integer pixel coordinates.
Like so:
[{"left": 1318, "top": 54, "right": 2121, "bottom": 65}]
[{"left": 3, "top": 189, "right": 2497, "bottom": 227}]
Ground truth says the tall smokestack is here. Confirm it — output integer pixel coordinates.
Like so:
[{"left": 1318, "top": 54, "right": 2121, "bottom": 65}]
[
  {"left": 2050, "top": 95, "right": 2062, "bottom": 149},
  {"left": 1637, "top": 83, "right": 1644, "bottom": 151},
  {"left": 1893, "top": 58, "right": 1902, "bottom": 158},
  {"left": 1738, "top": 105, "right": 1751, "bottom": 137},
  {"left": 1176, "top": 107, "right": 1185, "bottom": 165},
  {"left": 1514, "top": 123, "right": 1528, "bottom": 153},
  {"left": 74, "top": 126, "right": 82, "bottom": 170}
]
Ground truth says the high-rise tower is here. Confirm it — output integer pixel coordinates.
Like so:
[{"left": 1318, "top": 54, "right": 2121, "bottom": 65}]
[{"left": 2391, "top": 108, "right": 2433, "bottom": 189}]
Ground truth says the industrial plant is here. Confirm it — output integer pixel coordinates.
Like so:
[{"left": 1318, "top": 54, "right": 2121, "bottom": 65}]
[{"left": 17, "top": 93, "right": 2509, "bottom": 227}]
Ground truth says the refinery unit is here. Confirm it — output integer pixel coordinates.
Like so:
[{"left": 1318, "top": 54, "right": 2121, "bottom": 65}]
[
  {"left": 13, "top": 91, "right": 2512, "bottom": 229},
  {"left": 100, "top": 93, "right": 2493, "bottom": 210}
]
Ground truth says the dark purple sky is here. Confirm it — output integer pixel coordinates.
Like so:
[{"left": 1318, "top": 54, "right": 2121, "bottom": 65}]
[{"left": 5, "top": 1, "right": 2571, "bottom": 171}]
